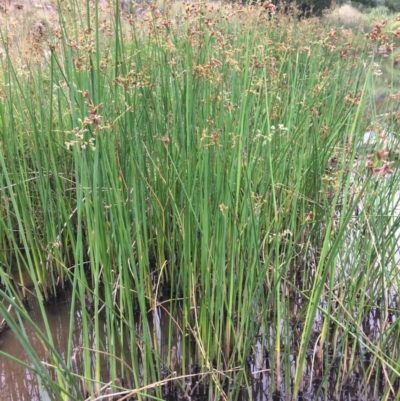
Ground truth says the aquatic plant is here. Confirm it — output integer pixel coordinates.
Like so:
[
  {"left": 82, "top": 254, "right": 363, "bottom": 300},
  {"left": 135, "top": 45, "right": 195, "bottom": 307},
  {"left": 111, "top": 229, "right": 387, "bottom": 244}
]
[{"left": 0, "top": 1, "right": 399, "bottom": 400}]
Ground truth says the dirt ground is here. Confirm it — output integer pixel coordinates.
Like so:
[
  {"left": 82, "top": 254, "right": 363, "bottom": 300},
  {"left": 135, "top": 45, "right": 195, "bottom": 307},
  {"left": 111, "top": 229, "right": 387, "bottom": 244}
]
[
  {"left": 0, "top": 0, "right": 56, "bottom": 15},
  {"left": 0, "top": 0, "right": 112, "bottom": 61},
  {"left": 328, "top": 4, "right": 364, "bottom": 23}
]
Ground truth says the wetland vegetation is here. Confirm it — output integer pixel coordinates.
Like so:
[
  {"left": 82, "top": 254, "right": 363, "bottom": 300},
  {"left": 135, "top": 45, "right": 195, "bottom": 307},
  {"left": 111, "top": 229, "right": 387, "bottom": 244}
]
[{"left": 0, "top": 1, "right": 400, "bottom": 400}]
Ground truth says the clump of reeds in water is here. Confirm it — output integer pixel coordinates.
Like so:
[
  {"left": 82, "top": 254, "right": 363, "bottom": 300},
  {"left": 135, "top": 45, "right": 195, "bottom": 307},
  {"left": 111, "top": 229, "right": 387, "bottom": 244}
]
[{"left": 0, "top": 1, "right": 399, "bottom": 400}]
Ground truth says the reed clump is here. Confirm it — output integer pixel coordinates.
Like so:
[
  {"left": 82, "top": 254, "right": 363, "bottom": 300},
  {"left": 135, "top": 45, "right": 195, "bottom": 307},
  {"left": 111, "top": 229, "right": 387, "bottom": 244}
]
[{"left": 0, "top": 1, "right": 399, "bottom": 400}]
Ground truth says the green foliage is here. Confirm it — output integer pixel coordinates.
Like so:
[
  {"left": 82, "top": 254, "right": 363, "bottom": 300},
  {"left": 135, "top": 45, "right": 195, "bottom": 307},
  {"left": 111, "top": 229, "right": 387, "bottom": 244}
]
[
  {"left": 353, "top": 0, "right": 400, "bottom": 12},
  {"left": 381, "top": 0, "right": 400, "bottom": 12},
  {"left": 267, "top": 0, "right": 333, "bottom": 16},
  {"left": 271, "top": 0, "right": 399, "bottom": 14},
  {"left": 295, "top": 0, "right": 332, "bottom": 15},
  {"left": 353, "top": 0, "right": 379, "bottom": 8}
]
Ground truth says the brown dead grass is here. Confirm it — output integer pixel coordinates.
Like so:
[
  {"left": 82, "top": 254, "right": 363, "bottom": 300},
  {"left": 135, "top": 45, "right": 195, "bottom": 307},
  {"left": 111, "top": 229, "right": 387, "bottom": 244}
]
[
  {"left": 0, "top": 0, "right": 117, "bottom": 63},
  {"left": 0, "top": 0, "right": 56, "bottom": 59}
]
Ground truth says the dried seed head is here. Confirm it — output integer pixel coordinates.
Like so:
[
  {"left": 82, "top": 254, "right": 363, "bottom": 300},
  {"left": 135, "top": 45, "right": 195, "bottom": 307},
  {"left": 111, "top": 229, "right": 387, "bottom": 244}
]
[
  {"left": 379, "top": 160, "right": 394, "bottom": 176},
  {"left": 161, "top": 136, "right": 170, "bottom": 146},
  {"left": 219, "top": 203, "right": 228, "bottom": 212},
  {"left": 376, "top": 149, "right": 388, "bottom": 160}
]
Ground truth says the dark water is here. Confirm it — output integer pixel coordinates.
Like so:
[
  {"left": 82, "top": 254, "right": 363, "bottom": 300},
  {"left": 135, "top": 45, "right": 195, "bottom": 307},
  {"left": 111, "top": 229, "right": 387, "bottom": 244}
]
[
  {"left": 0, "top": 290, "right": 395, "bottom": 401},
  {"left": 0, "top": 286, "right": 144, "bottom": 400},
  {"left": 0, "top": 291, "right": 75, "bottom": 400}
]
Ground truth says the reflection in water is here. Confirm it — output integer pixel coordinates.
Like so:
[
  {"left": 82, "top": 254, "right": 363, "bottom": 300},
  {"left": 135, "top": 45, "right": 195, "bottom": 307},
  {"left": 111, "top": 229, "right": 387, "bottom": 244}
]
[
  {"left": 0, "top": 292, "right": 75, "bottom": 400},
  {"left": 0, "top": 286, "right": 395, "bottom": 400},
  {"left": 0, "top": 292, "right": 193, "bottom": 400},
  {"left": 0, "top": 290, "right": 128, "bottom": 400}
]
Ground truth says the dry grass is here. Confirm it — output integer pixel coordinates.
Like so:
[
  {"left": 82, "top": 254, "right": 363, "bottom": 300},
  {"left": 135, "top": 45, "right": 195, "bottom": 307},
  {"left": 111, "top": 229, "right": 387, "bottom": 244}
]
[
  {"left": 328, "top": 4, "right": 365, "bottom": 24},
  {"left": 0, "top": 0, "right": 56, "bottom": 61}
]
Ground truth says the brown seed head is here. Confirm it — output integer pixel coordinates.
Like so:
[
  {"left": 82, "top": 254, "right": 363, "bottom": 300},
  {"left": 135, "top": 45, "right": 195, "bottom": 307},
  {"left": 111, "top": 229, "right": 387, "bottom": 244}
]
[
  {"left": 161, "top": 136, "right": 170, "bottom": 146},
  {"left": 376, "top": 149, "right": 389, "bottom": 160}
]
